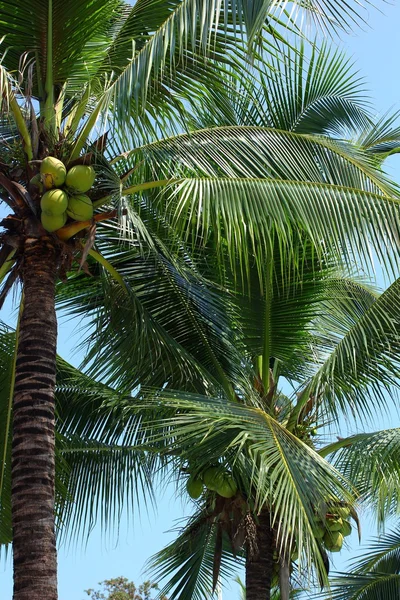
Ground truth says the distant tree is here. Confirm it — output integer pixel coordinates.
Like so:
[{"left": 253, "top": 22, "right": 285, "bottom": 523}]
[{"left": 84, "top": 577, "right": 167, "bottom": 600}]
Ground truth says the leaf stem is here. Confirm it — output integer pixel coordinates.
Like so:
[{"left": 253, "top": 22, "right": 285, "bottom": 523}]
[
  {"left": 69, "top": 96, "right": 104, "bottom": 161},
  {"left": 65, "top": 85, "right": 90, "bottom": 138},
  {"left": 122, "top": 179, "right": 175, "bottom": 196},
  {"left": 43, "top": 0, "right": 55, "bottom": 134},
  {"left": 262, "top": 241, "right": 273, "bottom": 390},
  {"left": 318, "top": 434, "right": 369, "bottom": 458},
  {"left": 0, "top": 249, "right": 16, "bottom": 283},
  {"left": 87, "top": 248, "right": 126, "bottom": 289},
  {"left": 9, "top": 96, "right": 33, "bottom": 161}
]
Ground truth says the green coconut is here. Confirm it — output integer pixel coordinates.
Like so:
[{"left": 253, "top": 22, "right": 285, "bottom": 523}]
[
  {"left": 67, "top": 194, "right": 93, "bottom": 221},
  {"left": 203, "top": 467, "right": 225, "bottom": 491},
  {"left": 40, "top": 156, "right": 66, "bottom": 188},
  {"left": 335, "top": 506, "right": 351, "bottom": 520},
  {"left": 41, "top": 189, "right": 68, "bottom": 216},
  {"left": 29, "top": 173, "right": 44, "bottom": 194},
  {"left": 65, "top": 165, "right": 96, "bottom": 193},
  {"left": 314, "top": 523, "right": 325, "bottom": 540},
  {"left": 340, "top": 520, "right": 352, "bottom": 537},
  {"left": 325, "top": 516, "right": 343, "bottom": 532},
  {"left": 186, "top": 476, "right": 203, "bottom": 500},
  {"left": 41, "top": 211, "right": 67, "bottom": 232},
  {"left": 216, "top": 475, "right": 238, "bottom": 498},
  {"left": 323, "top": 530, "right": 343, "bottom": 552}
]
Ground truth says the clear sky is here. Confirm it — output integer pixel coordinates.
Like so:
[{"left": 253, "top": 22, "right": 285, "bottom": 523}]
[{"left": 2, "top": 2, "right": 400, "bottom": 599}]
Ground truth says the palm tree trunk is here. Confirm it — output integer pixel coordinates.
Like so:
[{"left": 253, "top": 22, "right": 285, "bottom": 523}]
[
  {"left": 11, "top": 235, "right": 59, "bottom": 600},
  {"left": 246, "top": 508, "right": 275, "bottom": 600}
]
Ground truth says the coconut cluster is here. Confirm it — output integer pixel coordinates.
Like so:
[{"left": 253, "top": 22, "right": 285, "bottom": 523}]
[
  {"left": 33, "top": 156, "right": 96, "bottom": 232},
  {"left": 270, "top": 500, "right": 353, "bottom": 582},
  {"left": 316, "top": 501, "right": 353, "bottom": 552},
  {"left": 186, "top": 466, "right": 238, "bottom": 500}
]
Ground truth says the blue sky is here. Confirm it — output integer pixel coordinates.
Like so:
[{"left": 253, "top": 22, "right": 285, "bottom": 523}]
[{"left": 3, "top": 3, "right": 400, "bottom": 599}]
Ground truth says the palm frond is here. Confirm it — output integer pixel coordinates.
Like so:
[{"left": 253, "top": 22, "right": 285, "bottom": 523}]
[
  {"left": 357, "top": 110, "right": 400, "bottom": 157},
  {"left": 304, "top": 276, "right": 400, "bottom": 421},
  {"left": 55, "top": 229, "right": 246, "bottom": 396},
  {"left": 56, "top": 434, "right": 159, "bottom": 546},
  {"left": 0, "top": 0, "right": 121, "bottom": 93},
  {"left": 324, "top": 429, "right": 400, "bottom": 521},
  {"left": 147, "top": 505, "right": 241, "bottom": 600},
  {"left": 322, "top": 572, "right": 400, "bottom": 600},
  {"left": 320, "top": 527, "right": 400, "bottom": 600},
  {"left": 187, "top": 42, "right": 371, "bottom": 137},
  {"left": 128, "top": 390, "right": 355, "bottom": 583}
]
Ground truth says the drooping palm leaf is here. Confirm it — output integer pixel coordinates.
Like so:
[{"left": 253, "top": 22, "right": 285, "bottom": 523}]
[
  {"left": 123, "top": 391, "right": 356, "bottom": 581},
  {"left": 301, "top": 276, "right": 400, "bottom": 421},
  {"left": 322, "top": 429, "right": 400, "bottom": 521},
  {"left": 320, "top": 527, "right": 400, "bottom": 600},
  {"left": 147, "top": 504, "right": 242, "bottom": 600},
  {"left": 55, "top": 229, "right": 246, "bottom": 396},
  {"left": 0, "top": 326, "right": 162, "bottom": 547}
]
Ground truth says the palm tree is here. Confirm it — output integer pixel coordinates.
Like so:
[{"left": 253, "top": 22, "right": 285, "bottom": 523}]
[
  {"left": 121, "top": 48, "right": 400, "bottom": 599},
  {"left": 0, "top": 2, "right": 399, "bottom": 599},
  {"left": 138, "top": 247, "right": 400, "bottom": 600}
]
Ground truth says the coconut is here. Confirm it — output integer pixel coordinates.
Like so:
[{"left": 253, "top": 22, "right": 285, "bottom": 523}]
[
  {"left": 186, "top": 476, "right": 203, "bottom": 500},
  {"left": 29, "top": 173, "right": 44, "bottom": 194},
  {"left": 323, "top": 530, "right": 343, "bottom": 552},
  {"left": 65, "top": 165, "right": 96, "bottom": 193},
  {"left": 335, "top": 506, "right": 351, "bottom": 520},
  {"left": 41, "top": 189, "right": 68, "bottom": 216},
  {"left": 314, "top": 523, "right": 325, "bottom": 540},
  {"left": 340, "top": 520, "right": 352, "bottom": 537},
  {"left": 41, "top": 212, "right": 67, "bottom": 232},
  {"left": 40, "top": 156, "right": 66, "bottom": 188},
  {"left": 325, "top": 516, "right": 343, "bottom": 532},
  {"left": 203, "top": 467, "right": 225, "bottom": 491},
  {"left": 67, "top": 194, "right": 93, "bottom": 221},
  {"left": 216, "top": 475, "right": 237, "bottom": 498}
]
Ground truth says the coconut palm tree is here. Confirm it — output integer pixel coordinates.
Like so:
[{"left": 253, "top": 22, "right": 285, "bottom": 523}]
[
  {"left": 115, "top": 47, "right": 400, "bottom": 599},
  {"left": 1, "top": 2, "right": 400, "bottom": 599},
  {"left": 138, "top": 247, "right": 400, "bottom": 600}
]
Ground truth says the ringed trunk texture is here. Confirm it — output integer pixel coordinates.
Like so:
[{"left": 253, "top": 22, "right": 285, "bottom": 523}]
[
  {"left": 11, "top": 235, "right": 59, "bottom": 600},
  {"left": 246, "top": 508, "right": 275, "bottom": 600}
]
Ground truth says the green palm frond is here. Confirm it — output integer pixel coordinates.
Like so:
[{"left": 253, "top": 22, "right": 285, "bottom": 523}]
[
  {"left": 56, "top": 434, "right": 158, "bottom": 545},
  {"left": 230, "top": 240, "right": 379, "bottom": 383},
  {"left": 122, "top": 126, "right": 395, "bottom": 193},
  {"left": 0, "top": 0, "right": 121, "bottom": 91},
  {"left": 302, "top": 276, "right": 400, "bottom": 421},
  {"left": 128, "top": 391, "right": 355, "bottom": 580},
  {"left": 322, "top": 573, "right": 400, "bottom": 600},
  {"left": 322, "top": 429, "right": 400, "bottom": 521},
  {"left": 320, "top": 527, "right": 400, "bottom": 600},
  {"left": 0, "top": 326, "right": 163, "bottom": 547},
  {"left": 55, "top": 231, "right": 246, "bottom": 396},
  {"left": 187, "top": 42, "right": 371, "bottom": 137},
  {"left": 147, "top": 505, "right": 241, "bottom": 600},
  {"left": 153, "top": 175, "right": 400, "bottom": 279},
  {"left": 357, "top": 110, "right": 400, "bottom": 157},
  {"left": 349, "top": 527, "right": 400, "bottom": 574}
]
